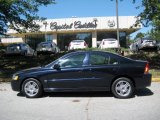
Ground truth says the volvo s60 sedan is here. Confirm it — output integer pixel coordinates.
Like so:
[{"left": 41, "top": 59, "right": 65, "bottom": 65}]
[{"left": 11, "top": 51, "right": 151, "bottom": 99}]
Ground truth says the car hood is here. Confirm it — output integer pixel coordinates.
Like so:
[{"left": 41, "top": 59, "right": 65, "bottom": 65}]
[{"left": 15, "top": 67, "right": 49, "bottom": 75}]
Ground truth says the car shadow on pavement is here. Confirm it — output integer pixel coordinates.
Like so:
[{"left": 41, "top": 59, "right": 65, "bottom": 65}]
[
  {"left": 17, "top": 88, "right": 154, "bottom": 98},
  {"left": 135, "top": 88, "right": 154, "bottom": 97},
  {"left": 43, "top": 91, "right": 114, "bottom": 98}
]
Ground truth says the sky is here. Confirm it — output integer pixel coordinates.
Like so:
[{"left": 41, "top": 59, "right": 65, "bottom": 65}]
[{"left": 38, "top": 0, "right": 151, "bottom": 39}]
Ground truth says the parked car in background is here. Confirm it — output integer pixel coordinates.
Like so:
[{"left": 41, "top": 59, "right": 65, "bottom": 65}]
[
  {"left": 36, "top": 42, "right": 60, "bottom": 55},
  {"left": 6, "top": 43, "right": 35, "bottom": 56},
  {"left": 11, "top": 51, "right": 151, "bottom": 99},
  {"left": 99, "top": 38, "right": 119, "bottom": 49},
  {"left": 156, "top": 41, "right": 160, "bottom": 51},
  {"left": 68, "top": 40, "right": 88, "bottom": 50},
  {"left": 130, "top": 38, "right": 157, "bottom": 52}
]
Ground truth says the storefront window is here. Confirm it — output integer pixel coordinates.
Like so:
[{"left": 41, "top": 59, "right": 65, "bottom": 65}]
[
  {"left": 46, "top": 34, "right": 53, "bottom": 42},
  {"left": 25, "top": 34, "right": 45, "bottom": 49},
  {"left": 57, "top": 33, "right": 92, "bottom": 50},
  {"left": 119, "top": 32, "right": 127, "bottom": 48},
  {"left": 97, "top": 31, "right": 127, "bottom": 48}
]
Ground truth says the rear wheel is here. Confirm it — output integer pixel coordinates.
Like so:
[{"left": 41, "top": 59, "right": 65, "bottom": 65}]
[
  {"left": 111, "top": 77, "right": 134, "bottom": 99},
  {"left": 22, "top": 78, "right": 43, "bottom": 98}
]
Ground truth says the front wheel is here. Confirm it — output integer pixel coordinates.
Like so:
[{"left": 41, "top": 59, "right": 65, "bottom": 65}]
[
  {"left": 22, "top": 78, "right": 43, "bottom": 98},
  {"left": 111, "top": 77, "right": 134, "bottom": 99}
]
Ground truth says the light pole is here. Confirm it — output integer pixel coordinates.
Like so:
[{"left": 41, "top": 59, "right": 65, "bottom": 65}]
[
  {"left": 116, "top": 0, "right": 120, "bottom": 48},
  {"left": 43, "top": 21, "right": 47, "bottom": 41}
]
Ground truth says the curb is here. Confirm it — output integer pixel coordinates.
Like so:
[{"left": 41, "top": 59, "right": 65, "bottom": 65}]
[{"left": 152, "top": 78, "right": 160, "bottom": 82}]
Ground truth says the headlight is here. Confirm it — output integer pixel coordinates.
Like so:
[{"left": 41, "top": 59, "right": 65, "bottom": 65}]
[{"left": 12, "top": 74, "right": 19, "bottom": 80}]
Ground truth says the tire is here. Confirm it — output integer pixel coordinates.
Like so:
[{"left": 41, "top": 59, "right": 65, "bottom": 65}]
[
  {"left": 22, "top": 78, "right": 43, "bottom": 98},
  {"left": 136, "top": 46, "right": 139, "bottom": 53},
  {"left": 111, "top": 77, "right": 134, "bottom": 99}
]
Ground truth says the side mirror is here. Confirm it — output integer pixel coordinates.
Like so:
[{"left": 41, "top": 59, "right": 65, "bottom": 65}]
[{"left": 53, "top": 64, "right": 60, "bottom": 70}]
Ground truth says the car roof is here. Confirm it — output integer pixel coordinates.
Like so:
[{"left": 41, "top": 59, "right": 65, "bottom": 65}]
[
  {"left": 39, "top": 42, "right": 52, "bottom": 44},
  {"left": 71, "top": 40, "right": 85, "bottom": 42},
  {"left": 103, "top": 38, "right": 117, "bottom": 41}
]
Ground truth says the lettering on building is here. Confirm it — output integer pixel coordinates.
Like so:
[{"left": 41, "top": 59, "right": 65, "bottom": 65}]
[
  {"left": 49, "top": 19, "right": 98, "bottom": 30},
  {"left": 50, "top": 22, "right": 73, "bottom": 30}
]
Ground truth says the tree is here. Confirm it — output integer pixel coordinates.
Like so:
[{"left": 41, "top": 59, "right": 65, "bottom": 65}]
[
  {"left": 0, "top": 0, "right": 55, "bottom": 35},
  {"left": 134, "top": 32, "right": 145, "bottom": 40},
  {"left": 135, "top": 0, "right": 160, "bottom": 27},
  {"left": 133, "top": 0, "right": 160, "bottom": 41}
]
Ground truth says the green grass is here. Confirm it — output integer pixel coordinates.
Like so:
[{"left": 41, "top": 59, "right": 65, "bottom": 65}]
[{"left": 150, "top": 69, "right": 160, "bottom": 78}]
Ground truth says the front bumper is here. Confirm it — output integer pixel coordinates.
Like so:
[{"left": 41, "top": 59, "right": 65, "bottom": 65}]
[
  {"left": 11, "top": 80, "right": 21, "bottom": 91},
  {"left": 135, "top": 73, "right": 152, "bottom": 89}
]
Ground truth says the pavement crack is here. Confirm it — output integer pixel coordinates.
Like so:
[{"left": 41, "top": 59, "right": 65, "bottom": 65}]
[{"left": 85, "top": 97, "right": 92, "bottom": 120}]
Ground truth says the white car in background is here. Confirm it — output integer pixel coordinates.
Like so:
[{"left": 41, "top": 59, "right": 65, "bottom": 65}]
[
  {"left": 130, "top": 38, "right": 157, "bottom": 52},
  {"left": 68, "top": 40, "right": 88, "bottom": 50},
  {"left": 99, "top": 38, "right": 119, "bottom": 49}
]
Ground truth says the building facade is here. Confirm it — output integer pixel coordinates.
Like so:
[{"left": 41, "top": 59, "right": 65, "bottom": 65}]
[{"left": 8, "top": 16, "right": 141, "bottom": 50}]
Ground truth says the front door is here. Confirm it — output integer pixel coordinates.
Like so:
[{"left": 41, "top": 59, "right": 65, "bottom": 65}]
[{"left": 46, "top": 53, "right": 88, "bottom": 90}]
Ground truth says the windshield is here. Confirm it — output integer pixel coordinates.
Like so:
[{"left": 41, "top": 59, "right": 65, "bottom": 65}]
[{"left": 39, "top": 42, "right": 51, "bottom": 47}]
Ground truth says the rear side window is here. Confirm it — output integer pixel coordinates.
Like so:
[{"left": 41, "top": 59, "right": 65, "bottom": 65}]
[
  {"left": 90, "top": 54, "right": 109, "bottom": 65},
  {"left": 89, "top": 53, "right": 118, "bottom": 65}
]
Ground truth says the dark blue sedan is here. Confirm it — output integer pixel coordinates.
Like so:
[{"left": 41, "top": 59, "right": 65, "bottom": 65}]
[{"left": 11, "top": 51, "right": 151, "bottom": 98}]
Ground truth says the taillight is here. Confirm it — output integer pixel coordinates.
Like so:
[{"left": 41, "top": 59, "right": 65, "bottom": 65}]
[
  {"left": 144, "top": 63, "right": 149, "bottom": 74},
  {"left": 84, "top": 42, "right": 87, "bottom": 46}
]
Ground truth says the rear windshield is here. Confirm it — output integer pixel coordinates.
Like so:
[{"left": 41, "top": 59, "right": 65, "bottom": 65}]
[
  {"left": 104, "top": 39, "right": 117, "bottom": 41},
  {"left": 142, "top": 38, "right": 154, "bottom": 41},
  {"left": 39, "top": 43, "right": 51, "bottom": 46},
  {"left": 72, "top": 40, "right": 84, "bottom": 43},
  {"left": 8, "top": 44, "right": 20, "bottom": 47}
]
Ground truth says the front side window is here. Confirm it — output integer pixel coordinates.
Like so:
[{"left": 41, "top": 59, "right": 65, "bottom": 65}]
[
  {"left": 110, "top": 57, "right": 119, "bottom": 65},
  {"left": 58, "top": 53, "right": 86, "bottom": 68}
]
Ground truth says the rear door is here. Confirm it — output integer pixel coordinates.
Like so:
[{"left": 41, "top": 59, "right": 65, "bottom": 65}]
[{"left": 82, "top": 52, "right": 120, "bottom": 90}]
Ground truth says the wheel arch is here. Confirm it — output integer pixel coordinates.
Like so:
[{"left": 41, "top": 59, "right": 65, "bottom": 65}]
[
  {"left": 20, "top": 77, "right": 43, "bottom": 91},
  {"left": 110, "top": 75, "right": 136, "bottom": 90}
]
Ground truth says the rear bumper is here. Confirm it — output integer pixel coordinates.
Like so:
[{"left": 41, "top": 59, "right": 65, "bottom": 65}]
[
  {"left": 135, "top": 73, "right": 152, "bottom": 89},
  {"left": 37, "top": 51, "right": 55, "bottom": 54},
  {"left": 140, "top": 46, "right": 157, "bottom": 50}
]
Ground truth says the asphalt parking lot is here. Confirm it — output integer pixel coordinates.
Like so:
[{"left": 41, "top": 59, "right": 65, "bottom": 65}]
[{"left": 0, "top": 82, "right": 160, "bottom": 120}]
